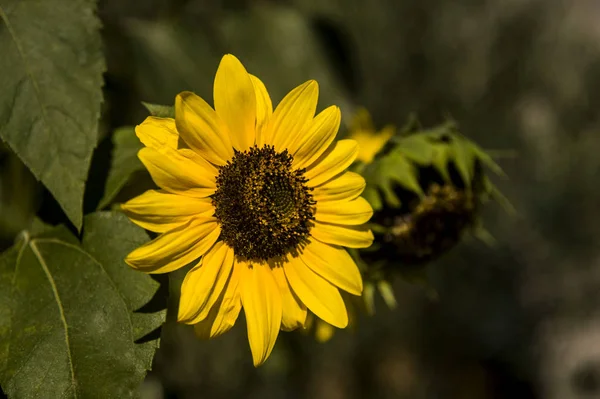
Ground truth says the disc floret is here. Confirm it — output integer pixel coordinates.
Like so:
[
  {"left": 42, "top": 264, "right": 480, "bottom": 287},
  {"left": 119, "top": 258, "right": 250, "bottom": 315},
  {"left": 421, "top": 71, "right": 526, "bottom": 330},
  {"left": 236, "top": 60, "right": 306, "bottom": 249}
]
[{"left": 213, "top": 145, "right": 315, "bottom": 262}]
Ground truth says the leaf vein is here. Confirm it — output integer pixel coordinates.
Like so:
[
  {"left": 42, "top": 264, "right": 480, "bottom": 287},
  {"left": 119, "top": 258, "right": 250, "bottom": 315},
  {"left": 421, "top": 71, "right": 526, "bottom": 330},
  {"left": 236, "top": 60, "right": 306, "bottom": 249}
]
[
  {"left": 35, "top": 238, "right": 136, "bottom": 342},
  {"left": 11, "top": 332, "right": 51, "bottom": 390},
  {"left": 28, "top": 240, "right": 78, "bottom": 398},
  {"left": 3, "top": 235, "right": 28, "bottom": 386},
  {"left": 0, "top": 3, "right": 51, "bottom": 140},
  {"left": 6, "top": 329, "right": 52, "bottom": 386}
]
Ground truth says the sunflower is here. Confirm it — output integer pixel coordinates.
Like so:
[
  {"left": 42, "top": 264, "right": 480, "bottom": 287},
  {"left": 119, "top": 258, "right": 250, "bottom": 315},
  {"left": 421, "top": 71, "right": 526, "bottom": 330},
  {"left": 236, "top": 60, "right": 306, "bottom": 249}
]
[
  {"left": 347, "top": 108, "right": 395, "bottom": 164},
  {"left": 121, "top": 54, "right": 374, "bottom": 366}
]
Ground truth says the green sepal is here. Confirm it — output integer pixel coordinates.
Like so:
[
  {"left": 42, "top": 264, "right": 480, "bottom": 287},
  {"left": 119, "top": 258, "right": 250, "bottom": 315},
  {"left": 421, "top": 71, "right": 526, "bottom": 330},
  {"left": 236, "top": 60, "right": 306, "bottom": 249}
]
[
  {"left": 141, "top": 102, "right": 175, "bottom": 118},
  {"left": 377, "top": 280, "right": 397, "bottom": 310},
  {"left": 431, "top": 144, "right": 452, "bottom": 182},
  {"left": 450, "top": 137, "right": 476, "bottom": 188},
  {"left": 396, "top": 134, "right": 435, "bottom": 165},
  {"left": 363, "top": 283, "right": 376, "bottom": 315}
]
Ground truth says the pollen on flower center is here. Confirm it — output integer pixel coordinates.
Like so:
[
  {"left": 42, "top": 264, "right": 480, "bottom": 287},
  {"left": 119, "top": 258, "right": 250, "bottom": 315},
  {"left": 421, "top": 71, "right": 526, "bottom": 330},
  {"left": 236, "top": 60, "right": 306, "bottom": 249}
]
[{"left": 212, "top": 145, "right": 316, "bottom": 262}]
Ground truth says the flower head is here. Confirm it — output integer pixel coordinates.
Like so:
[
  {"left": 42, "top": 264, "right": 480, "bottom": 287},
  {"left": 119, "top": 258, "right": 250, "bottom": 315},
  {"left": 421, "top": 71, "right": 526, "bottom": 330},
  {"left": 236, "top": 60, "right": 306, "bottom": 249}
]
[{"left": 122, "top": 54, "right": 374, "bottom": 366}]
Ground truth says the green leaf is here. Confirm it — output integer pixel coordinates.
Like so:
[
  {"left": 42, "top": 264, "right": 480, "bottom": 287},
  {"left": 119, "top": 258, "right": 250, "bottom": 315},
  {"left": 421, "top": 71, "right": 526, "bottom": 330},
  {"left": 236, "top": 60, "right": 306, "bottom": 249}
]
[
  {"left": 0, "top": 0, "right": 105, "bottom": 230},
  {"left": 141, "top": 102, "right": 175, "bottom": 118},
  {"left": 0, "top": 212, "right": 165, "bottom": 398},
  {"left": 97, "top": 127, "right": 144, "bottom": 210}
]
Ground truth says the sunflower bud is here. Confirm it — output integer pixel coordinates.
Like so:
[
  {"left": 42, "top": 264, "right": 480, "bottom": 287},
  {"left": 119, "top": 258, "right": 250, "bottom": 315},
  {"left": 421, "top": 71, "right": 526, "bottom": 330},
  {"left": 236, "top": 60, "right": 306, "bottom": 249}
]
[
  {"left": 348, "top": 109, "right": 510, "bottom": 312},
  {"left": 300, "top": 109, "right": 510, "bottom": 342}
]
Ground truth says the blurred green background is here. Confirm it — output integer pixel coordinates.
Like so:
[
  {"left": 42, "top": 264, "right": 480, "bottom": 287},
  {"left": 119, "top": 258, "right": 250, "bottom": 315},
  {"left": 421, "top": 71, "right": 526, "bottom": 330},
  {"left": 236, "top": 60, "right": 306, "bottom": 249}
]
[{"left": 3, "top": 0, "right": 600, "bottom": 397}]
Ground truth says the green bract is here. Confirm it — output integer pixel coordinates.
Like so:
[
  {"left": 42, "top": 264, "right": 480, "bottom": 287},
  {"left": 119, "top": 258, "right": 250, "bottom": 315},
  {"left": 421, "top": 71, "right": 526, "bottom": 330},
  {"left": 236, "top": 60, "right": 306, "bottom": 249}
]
[{"left": 361, "top": 122, "right": 508, "bottom": 211}]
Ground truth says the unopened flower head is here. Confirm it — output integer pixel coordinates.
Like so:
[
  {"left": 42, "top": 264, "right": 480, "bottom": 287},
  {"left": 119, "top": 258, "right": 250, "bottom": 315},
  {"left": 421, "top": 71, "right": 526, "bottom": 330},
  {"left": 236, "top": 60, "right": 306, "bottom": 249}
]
[
  {"left": 122, "top": 54, "right": 374, "bottom": 366},
  {"left": 385, "top": 183, "right": 477, "bottom": 266}
]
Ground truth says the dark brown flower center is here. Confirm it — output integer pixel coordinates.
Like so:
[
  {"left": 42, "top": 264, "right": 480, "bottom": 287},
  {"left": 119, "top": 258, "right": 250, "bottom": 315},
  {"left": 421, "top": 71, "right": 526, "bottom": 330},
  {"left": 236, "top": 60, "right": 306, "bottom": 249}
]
[{"left": 212, "top": 145, "right": 315, "bottom": 262}]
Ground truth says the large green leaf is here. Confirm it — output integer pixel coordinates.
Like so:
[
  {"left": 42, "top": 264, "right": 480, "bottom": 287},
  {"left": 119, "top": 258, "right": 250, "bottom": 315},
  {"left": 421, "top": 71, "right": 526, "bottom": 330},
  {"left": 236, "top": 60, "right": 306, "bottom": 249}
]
[
  {"left": 0, "top": 0, "right": 105, "bottom": 230},
  {"left": 97, "top": 127, "right": 144, "bottom": 210},
  {"left": 0, "top": 212, "right": 165, "bottom": 398}
]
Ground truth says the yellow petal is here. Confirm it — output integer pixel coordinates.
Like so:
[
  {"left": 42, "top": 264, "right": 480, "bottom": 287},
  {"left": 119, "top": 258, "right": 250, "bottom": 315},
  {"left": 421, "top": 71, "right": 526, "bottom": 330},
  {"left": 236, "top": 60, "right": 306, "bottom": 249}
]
[
  {"left": 175, "top": 91, "right": 233, "bottom": 165},
  {"left": 315, "top": 197, "right": 373, "bottom": 225},
  {"left": 312, "top": 171, "right": 366, "bottom": 203},
  {"left": 178, "top": 148, "right": 219, "bottom": 176},
  {"left": 178, "top": 242, "right": 235, "bottom": 324},
  {"left": 305, "top": 140, "right": 359, "bottom": 187},
  {"left": 138, "top": 147, "right": 216, "bottom": 198},
  {"left": 214, "top": 54, "right": 256, "bottom": 151},
  {"left": 240, "top": 262, "right": 282, "bottom": 366},
  {"left": 311, "top": 222, "right": 374, "bottom": 249},
  {"left": 135, "top": 116, "right": 219, "bottom": 175},
  {"left": 125, "top": 218, "right": 220, "bottom": 273},
  {"left": 194, "top": 268, "right": 241, "bottom": 339},
  {"left": 267, "top": 80, "right": 319, "bottom": 152},
  {"left": 135, "top": 117, "right": 178, "bottom": 150},
  {"left": 121, "top": 190, "right": 214, "bottom": 233},
  {"left": 351, "top": 125, "right": 395, "bottom": 164},
  {"left": 283, "top": 256, "right": 348, "bottom": 328},
  {"left": 271, "top": 265, "right": 307, "bottom": 331},
  {"left": 292, "top": 106, "right": 340, "bottom": 169},
  {"left": 250, "top": 74, "right": 273, "bottom": 146},
  {"left": 300, "top": 239, "right": 363, "bottom": 295}
]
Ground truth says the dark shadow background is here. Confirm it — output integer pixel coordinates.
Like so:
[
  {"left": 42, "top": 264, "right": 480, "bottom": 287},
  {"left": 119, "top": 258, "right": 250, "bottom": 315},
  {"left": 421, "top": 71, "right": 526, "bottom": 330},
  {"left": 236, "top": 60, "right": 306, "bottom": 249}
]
[{"left": 3, "top": 0, "right": 600, "bottom": 398}]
